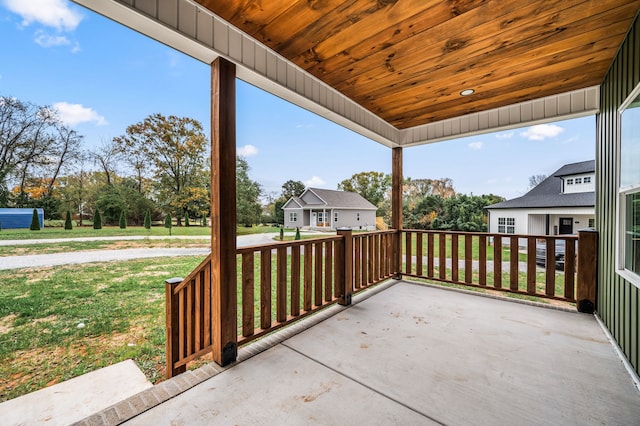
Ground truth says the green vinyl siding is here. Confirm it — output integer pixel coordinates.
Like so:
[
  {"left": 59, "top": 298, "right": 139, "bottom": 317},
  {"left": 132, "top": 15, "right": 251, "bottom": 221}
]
[{"left": 597, "top": 11, "right": 640, "bottom": 375}]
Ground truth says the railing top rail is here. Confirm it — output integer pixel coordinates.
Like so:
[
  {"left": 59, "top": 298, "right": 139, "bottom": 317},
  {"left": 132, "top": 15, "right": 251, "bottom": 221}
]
[
  {"left": 401, "top": 229, "right": 578, "bottom": 241},
  {"left": 352, "top": 229, "right": 397, "bottom": 237},
  {"left": 172, "top": 253, "right": 212, "bottom": 294},
  {"left": 236, "top": 235, "right": 343, "bottom": 254}
]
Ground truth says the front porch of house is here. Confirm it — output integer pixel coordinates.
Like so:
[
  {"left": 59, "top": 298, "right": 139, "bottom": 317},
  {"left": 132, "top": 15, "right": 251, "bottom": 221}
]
[{"left": 79, "top": 280, "right": 640, "bottom": 425}]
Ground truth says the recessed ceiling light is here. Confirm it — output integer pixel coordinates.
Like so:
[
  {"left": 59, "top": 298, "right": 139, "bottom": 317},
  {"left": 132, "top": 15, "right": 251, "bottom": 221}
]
[{"left": 460, "top": 89, "right": 475, "bottom": 96}]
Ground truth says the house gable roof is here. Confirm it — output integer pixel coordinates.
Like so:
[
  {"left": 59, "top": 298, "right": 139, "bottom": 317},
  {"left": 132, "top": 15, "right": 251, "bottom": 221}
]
[
  {"left": 282, "top": 197, "right": 304, "bottom": 209},
  {"left": 488, "top": 160, "right": 595, "bottom": 209},
  {"left": 283, "top": 188, "right": 376, "bottom": 211}
]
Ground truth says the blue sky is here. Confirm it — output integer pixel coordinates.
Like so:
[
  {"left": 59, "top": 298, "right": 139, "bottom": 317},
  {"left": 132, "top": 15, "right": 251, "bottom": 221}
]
[{"left": 0, "top": 0, "right": 596, "bottom": 200}]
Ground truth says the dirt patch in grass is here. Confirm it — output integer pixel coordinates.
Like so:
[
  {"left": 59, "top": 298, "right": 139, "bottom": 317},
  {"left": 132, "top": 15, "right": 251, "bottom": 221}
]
[{"left": 0, "top": 314, "right": 17, "bottom": 334}]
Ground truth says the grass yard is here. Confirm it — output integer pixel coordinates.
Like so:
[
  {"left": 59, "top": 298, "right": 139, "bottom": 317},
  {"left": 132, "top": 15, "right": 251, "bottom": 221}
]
[{"left": 0, "top": 225, "right": 281, "bottom": 240}]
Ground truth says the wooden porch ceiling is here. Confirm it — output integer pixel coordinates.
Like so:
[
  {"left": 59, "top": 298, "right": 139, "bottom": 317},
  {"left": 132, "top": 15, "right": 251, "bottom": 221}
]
[{"left": 196, "top": 0, "right": 639, "bottom": 130}]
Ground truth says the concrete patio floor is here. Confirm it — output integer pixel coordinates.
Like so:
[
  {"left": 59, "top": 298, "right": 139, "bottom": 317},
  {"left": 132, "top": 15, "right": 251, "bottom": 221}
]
[{"left": 107, "top": 281, "right": 639, "bottom": 425}]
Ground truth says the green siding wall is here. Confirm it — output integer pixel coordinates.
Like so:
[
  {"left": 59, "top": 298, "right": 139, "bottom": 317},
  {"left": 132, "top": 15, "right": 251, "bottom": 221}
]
[{"left": 597, "top": 11, "right": 640, "bottom": 375}]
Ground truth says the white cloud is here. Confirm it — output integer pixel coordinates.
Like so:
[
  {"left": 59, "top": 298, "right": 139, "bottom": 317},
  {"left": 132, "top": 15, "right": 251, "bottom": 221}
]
[
  {"left": 295, "top": 123, "right": 313, "bottom": 129},
  {"left": 520, "top": 124, "right": 564, "bottom": 141},
  {"left": 34, "top": 30, "right": 70, "bottom": 48},
  {"left": 304, "top": 176, "right": 325, "bottom": 187},
  {"left": 495, "top": 131, "right": 514, "bottom": 139},
  {"left": 52, "top": 102, "right": 107, "bottom": 126},
  {"left": 4, "top": 0, "right": 83, "bottom": 31},
  {"left": 468, "top": 141, "right": 483, "bottom": 150},
  {"left": 237, "top": 144, "right": 258, "bottom": 157}
]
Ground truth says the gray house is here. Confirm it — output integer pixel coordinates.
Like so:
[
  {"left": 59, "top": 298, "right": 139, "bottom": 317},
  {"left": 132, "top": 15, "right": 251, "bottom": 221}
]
[
  {"left": 282, "top": 188, "right": 376, "bottom": 230},
  {"left": 487, "top": 160, "right": 595, "bottom": 235}
]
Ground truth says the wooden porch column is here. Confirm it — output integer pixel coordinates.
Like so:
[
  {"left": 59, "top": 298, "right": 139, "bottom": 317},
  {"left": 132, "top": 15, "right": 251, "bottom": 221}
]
[
  {"left": 577, "top": 229, "right": 598, "bottom": 313},
  {"left": 211, "top": 57, "right": 237, "bottom": 366},
  {"left": 392, "top": 147, "right": 403, "bottom": 277}
]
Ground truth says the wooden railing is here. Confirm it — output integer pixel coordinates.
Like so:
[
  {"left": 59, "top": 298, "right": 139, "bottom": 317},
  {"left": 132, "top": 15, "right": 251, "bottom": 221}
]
[
  {"left": 166, "top": 228, "right": 597, "bottom": 377},
  {"left": 400, "top": 230, "right": 578, "bottom": 302}
]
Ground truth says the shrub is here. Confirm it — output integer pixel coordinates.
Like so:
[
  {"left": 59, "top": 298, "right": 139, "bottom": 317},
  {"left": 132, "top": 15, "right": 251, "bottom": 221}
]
[
  {"left": 64, "top": 210, "right": 73, "bottom": 230},
  {"left": 184, "top": 213, "right": 190, "bottom": 227},
  {"left": 144, "top": 209, "right": 151, "bottom": 230},
  {"left": 164, "top": 214, "right": 172, "bottom": 236},
  {"left": 93, "top": 209, "right": 102, "bottom": 230},
  {"left": 295, "top": 227, "right": 301, "bottom": 240},
  {"left": 119, "top": 210, "right": 127, "bottom": 229},
  {"left": 280, "top": 227, "right": 284, "bottom": 241},
  {"left": 30, "top": 209, "right": 40, "bottom": 231}
]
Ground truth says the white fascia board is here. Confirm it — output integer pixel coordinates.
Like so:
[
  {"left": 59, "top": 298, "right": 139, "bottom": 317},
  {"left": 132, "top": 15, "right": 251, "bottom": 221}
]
[
  {"left": 72, "top": 1, "right": 600, "bottom": 150},
  {"left": 71, "top": 0, "right": 399, "bottom": 148},
  {"left": 400, "top": 86, "right": 600, "bottom": 147}
]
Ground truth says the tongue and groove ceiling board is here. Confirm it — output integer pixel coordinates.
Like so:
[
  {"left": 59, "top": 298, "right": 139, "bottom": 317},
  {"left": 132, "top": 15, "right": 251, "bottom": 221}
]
[{"left": 197, "top": 0, "right": 639, "bottom": 128}]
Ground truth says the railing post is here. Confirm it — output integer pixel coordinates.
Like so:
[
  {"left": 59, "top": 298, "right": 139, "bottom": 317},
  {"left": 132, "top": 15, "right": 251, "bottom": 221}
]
[
  {"left": 392, "top": 147, "right": 403, "bottom": 278},
  {"left": 337, "top": 228, "right": 353, "bottom": 306},
  {"left": 577, "top": 229, "right": 598, "bottom": 313},
  {"left": 165, "top": 277, "right": 186, "bottom": 379}
]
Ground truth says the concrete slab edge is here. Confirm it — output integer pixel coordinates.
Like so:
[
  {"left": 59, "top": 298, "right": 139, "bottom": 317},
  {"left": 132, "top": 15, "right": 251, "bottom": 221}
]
[
  {"left": 402, "top": 278, "right": 578, "bottom": 313},
  {"left": 73, "top": 279, "right": 399, "bottom": 426},
  {"left": 594, "top": 313, "right": 640, "bottom": 393}
]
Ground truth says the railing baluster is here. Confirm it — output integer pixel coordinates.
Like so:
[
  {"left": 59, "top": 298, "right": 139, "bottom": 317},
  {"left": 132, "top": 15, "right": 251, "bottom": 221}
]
[
  {"left": 451, "top": 233, "right": 459, "bottom": 282},
  {"left": 564, "top": 238, "right": 576, "bottom": 301},
  {"left": 510, "top": 236, "right": 519, "bottom": 292},
  {"left": 242, "top": 252, "right": 254, "bottom": 337},
  {"left": 354, "top": 237, "right": 362, "bottom": 289},
  {"left": 277, "top": 247, "right": 287, "bottom": 322},
  {"left": 291, "top": 245, "right": 301, "bottom": 317},
  {"left": 494, "top": 236, "right": 502, "bottom": 289},
  {"left": 204, "top": 264, "right": 211, "bottom": 347},
  {"left": 260, "top": 249, "right": 272, "bottom": 330},
  {"left": 464, "top": 235, "right": 472, "bottom": 283},
  {"left": 195, "top": 272, "right": 203, "bottom": 350},
  {"left": 416, "top": 232, "right": 423, "bottom": 276},
  {"left": 526, "top": 237, "right": 536, "bottom": 294},
  {"left": 428, "top": 233, "right": 434, "bottom": 278},
  {"left": 361, "top": 236, "right": 368, "bottom": 286},
  {"left": 405, "top": 231, "right": 412, "bottom": 275},
  {"left": 186, "top": 283, "right": 193, "bottom": 356},
  {"left": 314, "top": 242, "right": 323, "bottom": 306},
  {"left": 324, "top": 241, "right": 333, "bottom": 302},
  {"left": 545, "top": 237, "right": 556, "bottom": 297},
  {"left": 303, "top": 244, "right": 312, "bottom": 311},
  {"left": 479, "top": 235, "right": 486, "bottom": 286},
  {"left": 439, "top": 233, "right": 446, "bottom": 280},
  {"left": 368, "top": 234, "right": 374, "bottom": 284}
]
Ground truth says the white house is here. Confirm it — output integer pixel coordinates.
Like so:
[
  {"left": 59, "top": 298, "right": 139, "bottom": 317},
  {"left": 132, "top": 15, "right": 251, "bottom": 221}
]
[
  {"left": 282, "top": 188, "right": 377, "bottom": 230},
  {"left": 487, "top": 160, "right": 595, "bottom": 236}
]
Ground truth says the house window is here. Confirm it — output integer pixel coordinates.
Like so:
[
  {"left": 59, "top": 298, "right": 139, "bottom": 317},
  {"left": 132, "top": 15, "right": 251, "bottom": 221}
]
[
  {"left": 289, "top": 212, "right": 297, "bottom": 222},
  {"left": 317, "top": 212, "right": 326, "bottom": 223},
  {"left": 619, "top": 87, "right": 640, "bottom": 283},
  {"left": 498, "top": 217, "right": 515, "bottom": 234},
  {"left": 356, "top": 213, "right": 360, "bottom": 221},
  {"left": 584, "top": 176, "right": 591, "bottom": 184},
  {"left": 575, "top": 177, "right": 582, "bottom": 184},
  {"left": 588, "top": 218, "right": 595, "bottom": 228},
  {"left": 567, "top": 178, "right": 574, "bottom": 185},
  {"left": 334, "top": 212, "right": 339, "bottom": 222}
]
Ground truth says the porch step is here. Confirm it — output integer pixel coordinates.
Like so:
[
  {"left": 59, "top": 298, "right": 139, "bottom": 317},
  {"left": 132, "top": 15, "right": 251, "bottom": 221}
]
[{"left": 0, "top": 359, "right": 152, "bottom": 426}]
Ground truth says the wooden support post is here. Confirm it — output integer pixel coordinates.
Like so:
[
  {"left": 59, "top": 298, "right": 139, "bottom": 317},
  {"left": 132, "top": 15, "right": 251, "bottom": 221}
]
[
  {"left": 392, "top": 147, "right": 403, "bottom": 277},
  {"left": 211, "top": 57, "right": 237, "bottom": 366},
  {"left": 577, "top": 229, "right": 598, "bottom": 313},
  {"left": 337, "top": 228, "right": 353, "bottom": 305},
  {"left": 165, "top": 277, "right": 186, "bottom": 378}
]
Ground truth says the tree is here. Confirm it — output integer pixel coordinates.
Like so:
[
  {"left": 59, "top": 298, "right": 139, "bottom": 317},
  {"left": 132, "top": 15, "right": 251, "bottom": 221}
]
[
  {"left": 236, "top": 156, "right": 262, "bottom": 226},
  {"left": 119, "top": 209, "right": 127, "bottom": 229},
  {"left": 113, "top": 113, "right": 209, "bottom": 225},
  {"left": 92, "top": 139, "right": 120, "bottom": 187},
  {"left": 30, "top": 208, "right": 40, "bottom": 231},
  {"left": 338, "top": 171, "right": 391, "bottom": 215},
  {"left": 93, "top": 209, "right": 102, "bottom": 230},
  {"left": 528, "top": 174, "right": 547, "bottom": 189},
  {"left": 281, "top": 180, "right": 305, "bottom": 200},
  {"left": 64, "top": 210, "right": 73, "bottom": 230},
  {"left": 164, "top": 213, "right": 172, "bottom": 235},
  {"left": 144, "top": 209, "right": 151, "bottom": 230}
]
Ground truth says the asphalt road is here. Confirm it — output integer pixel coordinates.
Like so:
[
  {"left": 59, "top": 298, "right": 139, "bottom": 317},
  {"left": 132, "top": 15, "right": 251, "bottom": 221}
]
[{"left": 0, "top": 233, "right": 287, "bottom": 270}]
